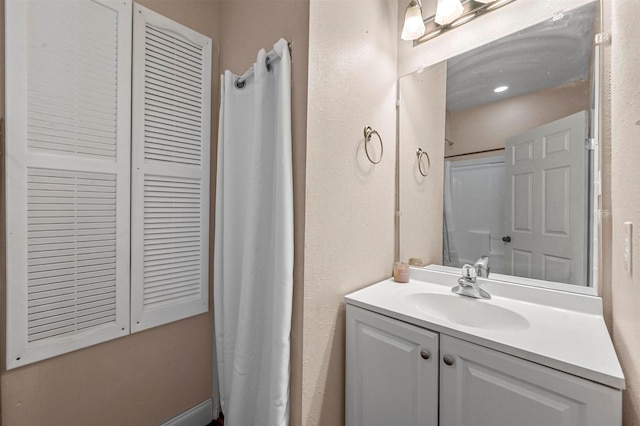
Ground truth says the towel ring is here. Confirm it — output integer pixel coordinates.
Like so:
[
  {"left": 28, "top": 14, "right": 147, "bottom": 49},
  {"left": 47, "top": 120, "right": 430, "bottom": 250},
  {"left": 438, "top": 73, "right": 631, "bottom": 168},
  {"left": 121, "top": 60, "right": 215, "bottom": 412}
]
[
  {"left": 364, "top": 126, "right": 383, "bottom": 164},
  {"left": 416, "top": 148, "right": 431, "bottom": 177}
]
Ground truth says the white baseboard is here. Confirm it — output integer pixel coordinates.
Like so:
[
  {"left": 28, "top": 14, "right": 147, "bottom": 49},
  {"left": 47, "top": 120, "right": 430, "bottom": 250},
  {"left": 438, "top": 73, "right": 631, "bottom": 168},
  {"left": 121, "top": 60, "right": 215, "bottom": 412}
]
[{"left": 159, "top": 398, "right": 214, "bottom": 426}]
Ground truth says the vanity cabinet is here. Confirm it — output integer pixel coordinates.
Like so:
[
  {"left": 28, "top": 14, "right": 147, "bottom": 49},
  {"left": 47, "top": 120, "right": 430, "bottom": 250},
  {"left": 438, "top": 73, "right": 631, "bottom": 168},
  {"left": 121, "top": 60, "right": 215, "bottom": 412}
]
[
  {"left": 346, "top": 305, "right": 622, "bottom": 426},
  {"left": 346, "top": 305, "right": 439, "bottom": 426},
  {"left": 440, "top": 334, "right": 621, "bottom": 426}
]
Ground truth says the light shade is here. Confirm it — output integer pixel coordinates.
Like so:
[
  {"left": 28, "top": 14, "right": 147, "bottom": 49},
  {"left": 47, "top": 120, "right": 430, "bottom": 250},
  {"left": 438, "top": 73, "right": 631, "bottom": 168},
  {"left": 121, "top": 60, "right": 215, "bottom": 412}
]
[
  {"left": 435, "top": 0, "right": 464, "bottom": 25},
  {"left": 473, "top": 0, "right": 495, "bottom": 3},
  {"left": 401, "top": 1, "right": 426, "bottom": 41}
]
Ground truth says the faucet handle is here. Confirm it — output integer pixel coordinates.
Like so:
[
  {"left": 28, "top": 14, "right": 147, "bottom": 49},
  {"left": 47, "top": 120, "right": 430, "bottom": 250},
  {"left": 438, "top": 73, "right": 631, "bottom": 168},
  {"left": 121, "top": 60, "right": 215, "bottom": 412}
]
[{"left": 461, "top": 264, "right": 477, "bottom": 280}]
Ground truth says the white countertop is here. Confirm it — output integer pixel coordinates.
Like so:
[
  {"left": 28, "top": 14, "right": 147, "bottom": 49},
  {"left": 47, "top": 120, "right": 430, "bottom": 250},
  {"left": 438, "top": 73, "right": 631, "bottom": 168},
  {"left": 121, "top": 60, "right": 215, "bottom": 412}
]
[{"left": 345, "top": 266, "right": 625, "bottom": 390}]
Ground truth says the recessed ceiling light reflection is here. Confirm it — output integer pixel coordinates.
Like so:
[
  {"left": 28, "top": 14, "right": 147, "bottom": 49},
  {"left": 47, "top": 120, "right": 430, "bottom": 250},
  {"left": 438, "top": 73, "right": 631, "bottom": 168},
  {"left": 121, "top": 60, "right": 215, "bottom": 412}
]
[{"left": 494, "top": 86, "right": 509, "bottom": 93}]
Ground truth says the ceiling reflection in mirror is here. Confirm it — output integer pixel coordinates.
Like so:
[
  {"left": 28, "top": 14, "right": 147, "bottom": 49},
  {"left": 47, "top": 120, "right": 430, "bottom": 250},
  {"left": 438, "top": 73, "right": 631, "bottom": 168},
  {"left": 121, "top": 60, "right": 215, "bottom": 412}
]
[{"left": 398, "top": 2, "right": 599, "bottom": 289}]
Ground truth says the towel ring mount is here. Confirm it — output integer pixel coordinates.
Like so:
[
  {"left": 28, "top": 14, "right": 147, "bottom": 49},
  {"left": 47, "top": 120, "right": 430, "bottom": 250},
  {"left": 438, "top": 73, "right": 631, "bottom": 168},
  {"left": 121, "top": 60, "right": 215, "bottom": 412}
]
[
  {"left": 416, "top": 148, "right": 431, "bottom": 177},
  {"left": 364, "top": 126, "right": 383, "bottom": 164}
]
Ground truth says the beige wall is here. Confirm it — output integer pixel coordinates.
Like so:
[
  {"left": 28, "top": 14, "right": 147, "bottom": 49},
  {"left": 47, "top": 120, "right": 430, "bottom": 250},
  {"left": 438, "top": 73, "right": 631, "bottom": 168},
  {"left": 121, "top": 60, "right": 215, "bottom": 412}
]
[
  {"left": 609, "top": 0, "right": 640, "bottom": 424},
  {"left": 1, "top": 1, "right": 220, "bottom": 424},
  {"left": 216, "top": 1, "right": 310, "bottom": 424},
  {"left": 445, "top": 81, "right": 591, "bottom": 157},
  {"left": 303, "top": 1, "right": 398, "bottom": 424},
  {"left": 398, "top": 64, "right": 447, "bottom": 264},
  {"left": 2, "top": 316, "right": 213, "bottom": 425}
]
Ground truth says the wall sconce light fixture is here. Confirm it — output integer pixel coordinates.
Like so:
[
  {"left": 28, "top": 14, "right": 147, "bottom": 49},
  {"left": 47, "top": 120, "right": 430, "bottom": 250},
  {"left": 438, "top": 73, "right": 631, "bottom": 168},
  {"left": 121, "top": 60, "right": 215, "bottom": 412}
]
[
  {"left": 401, "top": 0, "right": 517, "bottom": 44},
  {"left": 435, "top": 0, "right": 464, "bottom": 25},
  {"left": 401, "top": 0, "right": 426, "bottom": 40}
]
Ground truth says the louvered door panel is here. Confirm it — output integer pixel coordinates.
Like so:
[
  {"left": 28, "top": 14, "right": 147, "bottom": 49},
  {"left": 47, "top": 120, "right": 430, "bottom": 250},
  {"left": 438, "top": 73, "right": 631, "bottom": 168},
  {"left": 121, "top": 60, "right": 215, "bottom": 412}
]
[
  {"left": 27, "top": 169, "right": 117, "bottom": 343},
  {"left": 6, "top": 0, "right": 132, "bottom": 369},
  {"left": 144, "top": 25, "right": 204, "bottom": 167},
  {"left": 143, "top": 175, "right": 202, "bottom": 309},
  {"left": 26, "top": 0, "right": 119, "bottom": 158},
  {"left": 131, "top": 4, "right": 211, "bottom": 332}
]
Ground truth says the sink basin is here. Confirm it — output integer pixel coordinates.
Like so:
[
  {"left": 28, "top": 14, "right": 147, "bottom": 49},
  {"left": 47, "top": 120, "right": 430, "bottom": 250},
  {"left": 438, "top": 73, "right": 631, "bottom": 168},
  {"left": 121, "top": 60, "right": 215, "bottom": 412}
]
[{"left": 406, "top": 293, "right": 530, "bottom": 331}]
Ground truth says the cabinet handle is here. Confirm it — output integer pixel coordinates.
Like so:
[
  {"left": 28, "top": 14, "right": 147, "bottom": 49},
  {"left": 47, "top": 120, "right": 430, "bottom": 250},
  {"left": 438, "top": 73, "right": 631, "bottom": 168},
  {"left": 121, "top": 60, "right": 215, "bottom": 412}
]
[
  {"left": 443, "top": 355, "right": 455, "bottom": 366},
  {"left": 420, "top": 349, "right": 431, "bottom": 360}
]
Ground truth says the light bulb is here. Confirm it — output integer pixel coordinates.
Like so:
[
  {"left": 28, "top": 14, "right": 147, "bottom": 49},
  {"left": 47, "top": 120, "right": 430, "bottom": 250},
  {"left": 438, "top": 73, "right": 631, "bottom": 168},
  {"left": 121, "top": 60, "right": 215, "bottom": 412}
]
[
  {"left": 435, "top": 0, "right": 464, "bottom": 26},
  {"left": 401, "top": 1, "right": 426, "bottom": 41}
]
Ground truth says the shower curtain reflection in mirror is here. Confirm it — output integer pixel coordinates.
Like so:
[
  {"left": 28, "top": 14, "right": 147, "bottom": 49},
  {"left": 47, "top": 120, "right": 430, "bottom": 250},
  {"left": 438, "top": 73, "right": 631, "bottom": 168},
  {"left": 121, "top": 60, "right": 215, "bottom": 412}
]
[{"left": 443, "top": 156, "right": 506, "bottom": 274}]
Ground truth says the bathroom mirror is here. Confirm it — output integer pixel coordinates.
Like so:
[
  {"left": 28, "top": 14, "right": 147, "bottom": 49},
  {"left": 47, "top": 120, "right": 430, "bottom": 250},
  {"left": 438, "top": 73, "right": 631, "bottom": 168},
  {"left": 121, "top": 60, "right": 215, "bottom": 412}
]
[{"left": 398, "top": 1, "right": 600, "bottom": 291}]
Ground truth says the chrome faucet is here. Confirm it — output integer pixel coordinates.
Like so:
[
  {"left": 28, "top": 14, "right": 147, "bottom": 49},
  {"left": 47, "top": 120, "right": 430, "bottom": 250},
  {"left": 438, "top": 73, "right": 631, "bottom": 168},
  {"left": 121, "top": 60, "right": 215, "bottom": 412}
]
[{"left": 452, "top": 256, "right": 491, "bottom": 299}]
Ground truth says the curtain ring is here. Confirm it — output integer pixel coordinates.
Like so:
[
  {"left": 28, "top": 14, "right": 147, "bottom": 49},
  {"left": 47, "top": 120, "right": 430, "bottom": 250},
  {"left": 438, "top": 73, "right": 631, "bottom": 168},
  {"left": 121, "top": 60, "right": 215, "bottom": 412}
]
[
  {"left": 364, "top": 126, "right": 383, "bottom": 164},
  {"left": 416, "top": 148, "right": 430, "bottom": 177}
]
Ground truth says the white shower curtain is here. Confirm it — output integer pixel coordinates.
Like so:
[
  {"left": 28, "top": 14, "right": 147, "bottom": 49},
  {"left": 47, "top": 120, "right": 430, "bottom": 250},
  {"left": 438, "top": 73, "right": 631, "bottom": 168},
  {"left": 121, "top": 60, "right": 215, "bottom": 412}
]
[
  {"left": 443, "top": 160, "right": 458, "bottom": 267},
  {"left": 214, "top": 39, "right": 293, "bottom": 426}
]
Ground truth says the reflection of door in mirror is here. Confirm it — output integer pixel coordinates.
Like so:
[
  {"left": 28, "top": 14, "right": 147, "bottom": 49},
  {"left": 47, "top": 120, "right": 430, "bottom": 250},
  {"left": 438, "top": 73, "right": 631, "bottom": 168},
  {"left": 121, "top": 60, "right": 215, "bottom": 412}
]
[
  {"left": 444, "top": 112, "right": 589, "bottom": 286},
  {"left": 504, "top": 111, "right": 588, "bottom": 285},
  {"left": 440, "top": 3, "right": 595, "bottom": 288},
  {"left": 443, "top": 104, "right": 590, "bottom": 287}
]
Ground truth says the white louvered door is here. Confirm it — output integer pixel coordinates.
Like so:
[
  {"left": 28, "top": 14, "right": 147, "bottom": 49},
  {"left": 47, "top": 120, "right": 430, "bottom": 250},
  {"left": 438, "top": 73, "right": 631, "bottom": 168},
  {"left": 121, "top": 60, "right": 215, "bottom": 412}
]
[
  {"left": 131, "top": 4, "right": 211, "bottom": 331},
  {"left": 5, "top": 0, "right": 132, "bottom": 368}
]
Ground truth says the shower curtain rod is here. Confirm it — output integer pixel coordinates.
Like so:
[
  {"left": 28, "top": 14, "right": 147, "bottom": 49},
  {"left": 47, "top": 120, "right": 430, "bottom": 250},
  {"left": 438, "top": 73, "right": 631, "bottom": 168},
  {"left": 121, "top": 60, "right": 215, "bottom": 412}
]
[
  {"left": 235, "top": 41, "right": 292, "bottom": 88},
  {"left": 444, "top": 147, "right": 505, "bottom": 159}
]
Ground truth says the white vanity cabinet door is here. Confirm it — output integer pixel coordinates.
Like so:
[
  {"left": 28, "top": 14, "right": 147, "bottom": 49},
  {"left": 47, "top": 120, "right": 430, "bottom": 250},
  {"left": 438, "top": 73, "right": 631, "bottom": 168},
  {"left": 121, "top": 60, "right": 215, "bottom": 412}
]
[
  {"left": 439, "top": 335, "right": 622, "bottom": 426},
  {"left": 346, "top": 305, "right": 439, "bottom": 426}
]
